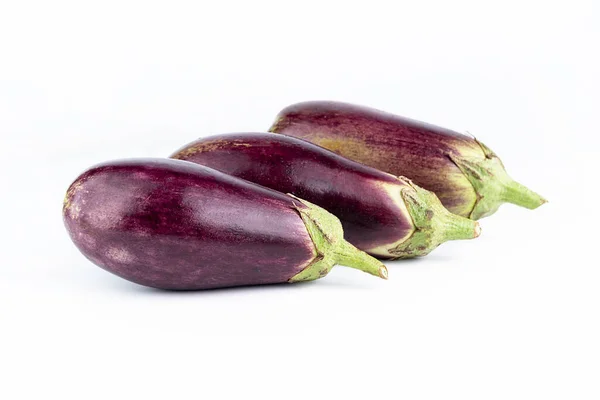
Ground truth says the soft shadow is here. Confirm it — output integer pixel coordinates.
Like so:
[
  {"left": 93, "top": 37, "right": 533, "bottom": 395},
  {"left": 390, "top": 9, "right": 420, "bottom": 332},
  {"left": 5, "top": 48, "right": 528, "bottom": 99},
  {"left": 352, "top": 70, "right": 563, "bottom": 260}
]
[
  {"left": 383, "top": 253, "right": 452, "bottom": 267},
  {"left": 306, "top": 278, "right": 383, "bottom": 290},
  {"left": 116, "top": 278, "right": 322, "bottom": 297},
  {"left": 70, "top": 262, "right": 388, "bottom": 296},
  {"left": 103, "top": 273, "right": 382, "bottom": 295}
]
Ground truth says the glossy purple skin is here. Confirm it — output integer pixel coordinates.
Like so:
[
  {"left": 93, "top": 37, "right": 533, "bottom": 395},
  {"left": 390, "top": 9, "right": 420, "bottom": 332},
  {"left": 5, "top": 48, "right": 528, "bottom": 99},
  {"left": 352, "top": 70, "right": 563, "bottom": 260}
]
[
  {"left": 171, "top": 133, "right": 414, "bottom": 254},
  {"left": 270, "top": 101, "right": 484, "bottom": 214},
  {"left": 63, "top": 158, "right": 315, "bottom": 290}
]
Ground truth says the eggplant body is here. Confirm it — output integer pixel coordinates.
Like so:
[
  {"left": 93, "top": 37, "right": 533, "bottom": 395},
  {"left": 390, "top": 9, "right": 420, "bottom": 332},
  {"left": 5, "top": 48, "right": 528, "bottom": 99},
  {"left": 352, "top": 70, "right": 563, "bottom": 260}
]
[
  {"left": 269, "top": 101, "right": 546, "bottom": 219},
  {"left": 172, "top": 133, "right": 479, "bottom": 259},
  {"left": 63, "top": 158, "right": 386, "bottom": 289}
]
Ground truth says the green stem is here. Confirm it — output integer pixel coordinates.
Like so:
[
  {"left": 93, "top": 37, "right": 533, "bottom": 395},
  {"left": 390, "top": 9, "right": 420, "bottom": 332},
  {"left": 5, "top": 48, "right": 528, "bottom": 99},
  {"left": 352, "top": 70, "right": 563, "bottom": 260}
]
[
  {"left": 449, "top": 146, "right": 547, "bottom": 220},
  {"left": 287, "top": 195, "right": 388, "bottom": 283},
  {"left": 333, "top": 240, "right": 388, "bottom": 279},
  {"left": 501, "top": 179, "right": 548, "bottom": 210},
  {"left": 388, "top": 181, "right": 480, "bottom": 259},
  {"left": 441, "top": 211, "right": 482, "bottom": 241}
]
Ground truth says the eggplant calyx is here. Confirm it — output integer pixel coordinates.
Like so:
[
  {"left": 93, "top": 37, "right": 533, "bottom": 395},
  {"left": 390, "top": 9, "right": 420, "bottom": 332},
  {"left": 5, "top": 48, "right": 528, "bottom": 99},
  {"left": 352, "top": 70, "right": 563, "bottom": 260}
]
[
  {"left": 288, "top": 195, "right": 388, "bottom": 283},
  {"left": 448, "top": 141, "right": 547, "bottom": 220},
  {"left": 389, "top": 180, "right": 481, "bottom": 259}
]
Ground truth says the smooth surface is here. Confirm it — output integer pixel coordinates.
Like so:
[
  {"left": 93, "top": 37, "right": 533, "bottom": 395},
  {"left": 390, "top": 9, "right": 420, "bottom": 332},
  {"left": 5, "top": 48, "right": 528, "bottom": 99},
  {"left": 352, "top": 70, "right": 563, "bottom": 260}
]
[
  {"left": 271, "top": 100, "right": 482, "bottom": 215},
  {"left": 64, "top": 158, "right": 315, "bottom": 289},
  {"left": 1, "top": 1, "right": 598, "bottom": 399},
  {"left": 172, "top": 133, "right": 416, "bottom": 255}
]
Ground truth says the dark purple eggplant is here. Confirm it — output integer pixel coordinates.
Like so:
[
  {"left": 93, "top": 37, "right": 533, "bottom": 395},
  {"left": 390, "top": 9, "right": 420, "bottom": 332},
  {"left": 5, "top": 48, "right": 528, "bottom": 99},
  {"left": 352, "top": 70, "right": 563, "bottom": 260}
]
[
  {"left": 63, "top": 158, "right": 387, "bottom": 290},
  {"left": 171, "top": 133, "right": 480, "bottom": 259},
  {"left": 269, "top": 101, "right": 546, "bottom": 220}
]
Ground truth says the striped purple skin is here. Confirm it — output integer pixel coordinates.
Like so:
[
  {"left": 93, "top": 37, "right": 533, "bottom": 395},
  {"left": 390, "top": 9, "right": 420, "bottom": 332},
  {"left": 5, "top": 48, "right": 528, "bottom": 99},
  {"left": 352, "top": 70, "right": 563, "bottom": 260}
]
[
  {"left": 270, "top": 101, "right": 484, "bottom": 217},
  {"left": 63, "top": 158, "right": 315, "bottom": 290},
  {"left": 171, "top": 133, "right": 414, "bottom": 256}
]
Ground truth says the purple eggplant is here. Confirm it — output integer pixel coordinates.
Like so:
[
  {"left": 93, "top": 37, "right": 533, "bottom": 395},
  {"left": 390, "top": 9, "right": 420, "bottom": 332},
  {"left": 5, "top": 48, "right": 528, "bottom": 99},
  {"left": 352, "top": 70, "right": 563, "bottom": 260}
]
[
  {"left": 269, "top": 101, "right": 546, "bottom": 219},
  {"left": 63, "top": 158, "right": 387, "bottom": 290},
  {"left": 171, "top": 133, "right": 480, "bottom": 259}
]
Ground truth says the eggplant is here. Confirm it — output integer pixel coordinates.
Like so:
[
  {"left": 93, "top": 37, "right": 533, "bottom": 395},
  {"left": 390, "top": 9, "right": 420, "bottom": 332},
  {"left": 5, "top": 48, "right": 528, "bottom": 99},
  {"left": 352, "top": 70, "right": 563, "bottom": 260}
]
[
  {"left": 171, "top": 133, "right": 480, "bottom": 259},
  {"left": 269, "top": 101, "right": 546, "bottom": 219},
  {"left": 63, "top": 158, "right": 387, "bottom": 290}
]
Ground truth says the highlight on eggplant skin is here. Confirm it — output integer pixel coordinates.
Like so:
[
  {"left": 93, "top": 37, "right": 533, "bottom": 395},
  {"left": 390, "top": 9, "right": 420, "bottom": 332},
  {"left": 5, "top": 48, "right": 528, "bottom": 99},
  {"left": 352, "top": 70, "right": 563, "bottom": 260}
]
[
  {"left": 171, "top": 133, "right": 480, "bottom": 259},
  {"left": 269, "top": 101, "right": 547, "bottom": 220},
  {"left": 63, "top": 158, "right": 387, "bottom": 290}
]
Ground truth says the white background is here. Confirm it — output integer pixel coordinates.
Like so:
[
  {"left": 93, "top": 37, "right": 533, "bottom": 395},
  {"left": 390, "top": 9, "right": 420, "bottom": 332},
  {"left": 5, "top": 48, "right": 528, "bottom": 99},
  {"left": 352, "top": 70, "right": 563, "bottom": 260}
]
[{"left": 1, "top": 0, "right": 598, "bottom": 399}]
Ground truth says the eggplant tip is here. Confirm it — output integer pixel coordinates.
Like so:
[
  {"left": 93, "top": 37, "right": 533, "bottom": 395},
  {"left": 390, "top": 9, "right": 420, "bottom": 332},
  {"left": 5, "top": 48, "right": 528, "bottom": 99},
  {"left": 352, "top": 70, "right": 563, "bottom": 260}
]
[{"left": 379, "top": 265, "right": 389, "bottom": 280}]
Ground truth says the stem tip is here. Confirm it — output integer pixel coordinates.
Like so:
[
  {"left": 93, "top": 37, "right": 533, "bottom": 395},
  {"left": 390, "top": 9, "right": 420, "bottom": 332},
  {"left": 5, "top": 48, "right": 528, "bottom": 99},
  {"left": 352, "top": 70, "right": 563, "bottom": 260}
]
[
  {"left": 474, "top": 222, "right": 482, "bottom": 238},
  {"left": 379, "top": 265, "right": 389, "bottom": 280}
]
